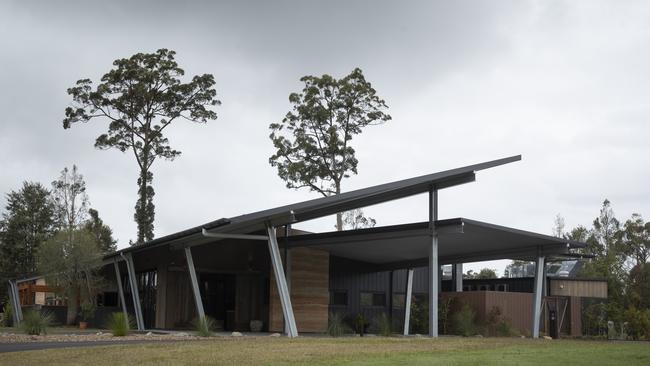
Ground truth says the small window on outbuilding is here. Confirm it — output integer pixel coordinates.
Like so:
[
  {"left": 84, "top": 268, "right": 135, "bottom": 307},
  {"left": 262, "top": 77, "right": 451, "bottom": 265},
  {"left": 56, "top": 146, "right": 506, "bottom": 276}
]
[
  {"left": 496, "top": 284, "right": 508, "bottom": 292},
  {"left": 360, "top": 292, "right": 386, "bottom": 307},
  {"left": 330, "top": 290, "right": 348, "bottom": 306}
]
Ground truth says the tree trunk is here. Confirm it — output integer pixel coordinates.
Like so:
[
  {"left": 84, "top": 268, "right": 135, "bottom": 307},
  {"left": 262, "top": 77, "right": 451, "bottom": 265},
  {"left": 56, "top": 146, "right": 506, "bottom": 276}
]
[
  {"left": 66, "top": 289, "right": 78, "bottom": 325},
  {"left": 134, "top": 168, "right": 155, "bottom": 244},
  {"left": 335, "top": 183, "right": 342, "bottom": 231}
]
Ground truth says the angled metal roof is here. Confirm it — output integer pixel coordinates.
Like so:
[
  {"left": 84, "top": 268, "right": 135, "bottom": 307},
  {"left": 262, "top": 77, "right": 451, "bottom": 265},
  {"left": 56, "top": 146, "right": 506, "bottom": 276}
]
[{"left": 105, "top": 155, "right": 521, "bottom": 259}]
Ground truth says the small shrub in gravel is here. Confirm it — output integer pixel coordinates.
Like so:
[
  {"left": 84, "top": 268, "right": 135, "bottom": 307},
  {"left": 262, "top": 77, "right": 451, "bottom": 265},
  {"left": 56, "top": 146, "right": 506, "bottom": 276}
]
[
  {"left": 192, "top": 316, "right": 216, "bottom": 337},
  {"left": 21, "top": 309, "right": 53, "bottom": 335},
  {"left": 106, "top": 312, "right": 132, "bottom": 337}
]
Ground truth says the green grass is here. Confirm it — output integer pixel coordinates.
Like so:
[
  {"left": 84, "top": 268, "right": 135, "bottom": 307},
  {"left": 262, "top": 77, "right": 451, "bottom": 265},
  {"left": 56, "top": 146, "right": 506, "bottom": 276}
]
[{"left": 1, "top": 337, "right": 648, "bottom": 366}]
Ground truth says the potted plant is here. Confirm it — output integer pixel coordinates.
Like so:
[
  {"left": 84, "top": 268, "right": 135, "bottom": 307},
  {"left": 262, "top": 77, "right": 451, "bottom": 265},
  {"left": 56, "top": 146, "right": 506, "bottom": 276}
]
[{"left": 79, "top": 302, "right": 96, "bottom": 330}]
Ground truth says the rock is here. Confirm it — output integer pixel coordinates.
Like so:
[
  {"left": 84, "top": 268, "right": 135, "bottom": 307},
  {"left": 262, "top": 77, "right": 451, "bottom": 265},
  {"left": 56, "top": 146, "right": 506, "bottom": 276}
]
[
  {"left": 176, "top": 332, "right": 190, "bottom": 337},
  {"left": 474, "top": 334, "right": 484, "bottom": 338},
  {"left": 520, "top": 335, "right": 526, "bottom": 339},
  {"left": 231, "top": 331, "right": 243, "bottom": 337},
  {"left": 543, "top": 336, "right": 553, "bottom": 340},
  {"left": 269, "top": 333, "right": 281, "bottom": 337},
  {"left": 145, "top": 332, "right": 153, "bottom": 336},
  {"left": 414, "top": 334, "right": 423, "bottom": 338}
]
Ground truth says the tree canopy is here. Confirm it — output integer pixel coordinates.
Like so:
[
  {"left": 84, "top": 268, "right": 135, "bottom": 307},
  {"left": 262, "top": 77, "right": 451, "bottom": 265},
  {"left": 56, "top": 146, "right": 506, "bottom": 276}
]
[
  {"left": 269, "top": 68, "right": 390, "bottom": 230},
  {"left": 63, "top": 48, "right": 220, "bottom": 243}
]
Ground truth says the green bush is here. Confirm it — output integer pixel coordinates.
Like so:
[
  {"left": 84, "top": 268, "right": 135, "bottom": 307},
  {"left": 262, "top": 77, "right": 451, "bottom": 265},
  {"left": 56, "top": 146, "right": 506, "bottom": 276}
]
[
  {"left": 327, "top": 312, "right": 351, "bottom": 337},
  {"left": 192, "top": 316, "right": 216, "bottom": 337},
  {"left": 623, "top": 307, "right": 650, "bottom": 340},
  {"left": 80, "top": 302, "right": 96, "bottom": 322},
  {"left": 375, "top": 312, "right": 392, "bottom": 337},
  {"left": 1, "top": 302, "right": 13, "bottom": 327},
  {"left": 452, "top": 304, "right": 477, "bottom": 337},
  {"left": 409, "top": 296, "right": 428, "bottom": 334},
  {"left": 21, "top": 309, "right": 53, "bottom": 335},
  {"left": 106, "top": 312, "right": 131, "bottom": 336},
  {"left": 354, "top": 313, "right": 370, "bottom": 336}
]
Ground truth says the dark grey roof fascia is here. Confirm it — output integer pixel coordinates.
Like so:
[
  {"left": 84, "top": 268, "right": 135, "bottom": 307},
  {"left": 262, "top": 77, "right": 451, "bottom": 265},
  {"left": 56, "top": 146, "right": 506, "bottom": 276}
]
[
  {"left": 103, "top": 155, "right": 520, "bottom": 260},
  {"left": 287, "top": 217, "right": 585, "bottom": 249}
]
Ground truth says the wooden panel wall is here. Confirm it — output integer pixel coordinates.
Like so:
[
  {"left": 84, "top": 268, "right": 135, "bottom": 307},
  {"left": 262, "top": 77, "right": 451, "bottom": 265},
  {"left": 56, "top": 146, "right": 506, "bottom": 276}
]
[
  {"left": 550, "top": 279, "right": 607, "bottom": 298},
  {"left": 441, "top": 291, "right": 533, "bottom": 335},
  {"left": 269, "top": 247, "right": 329, "bottom": 333}
]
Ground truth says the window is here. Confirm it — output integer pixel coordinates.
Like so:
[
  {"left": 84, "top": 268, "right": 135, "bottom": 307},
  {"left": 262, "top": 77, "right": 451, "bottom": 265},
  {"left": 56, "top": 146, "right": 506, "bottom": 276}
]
[
  {"left": 496, "top": 284, "right": 508, "bottom": 292},
  {"left": 463, "top": 285, "right": 473, "bottom": 291},
  {"left": 477, "top": 284, "right": 490, "bottom": 291},
  {"left": 360, "top": 292, "right": 386, "bottom": 307},
  {"left": 330, "top": 290, "right": 348, "bottom": 306},
  {"left": 392, "top": 293, "right": 406, "bottom": 308}
]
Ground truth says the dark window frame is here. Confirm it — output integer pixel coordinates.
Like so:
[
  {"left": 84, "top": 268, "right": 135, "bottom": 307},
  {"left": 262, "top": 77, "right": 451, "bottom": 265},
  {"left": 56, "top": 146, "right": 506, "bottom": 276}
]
[
  {"left": 329, "top": 290, "right": 348, "bottom": 306},
  {"left": 360, "top": 291, "right": 387, "bottom": 307}
]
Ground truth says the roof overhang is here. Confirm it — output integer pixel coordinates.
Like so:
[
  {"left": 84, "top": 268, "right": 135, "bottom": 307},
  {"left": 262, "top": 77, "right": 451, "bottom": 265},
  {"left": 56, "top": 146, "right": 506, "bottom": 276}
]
[{"left": 286, "top": 218, "right": 585, "bottom": 270}]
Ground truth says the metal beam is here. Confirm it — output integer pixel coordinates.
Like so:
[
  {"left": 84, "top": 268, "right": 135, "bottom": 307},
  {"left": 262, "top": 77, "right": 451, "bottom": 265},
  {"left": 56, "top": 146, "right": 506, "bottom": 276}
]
[
  {"left": 531, "top": 253, "right": 545, "bottom": 338},
  {"left": 267, "top": 224, "right": 298, "bottom": 337},
  {"left": 284, "top": 247, "right": 292, "bottom": 335},
  {"left": 122, "top": 252, "right": 145, "bottom": 331},
  {"left": 113, "top": 260, "right": 129, "bottom": 328},
  {"left": 428, "top": 188, "right": 439, "bottom": 338},
  {"left": 185, "top": 246, "right": 206, "bottom": 320},
  {"left": 201, "top": 229, "right": 268, "bottom": 241},
  {"left": 403, "top": 268, "right": 414, "bottom": 335}
]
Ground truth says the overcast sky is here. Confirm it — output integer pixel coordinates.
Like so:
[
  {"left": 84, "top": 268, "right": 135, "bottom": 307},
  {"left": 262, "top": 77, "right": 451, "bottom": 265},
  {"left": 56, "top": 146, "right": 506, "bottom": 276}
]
[{"left": 1, "top": 1, "right": 649, "bottom": 275}]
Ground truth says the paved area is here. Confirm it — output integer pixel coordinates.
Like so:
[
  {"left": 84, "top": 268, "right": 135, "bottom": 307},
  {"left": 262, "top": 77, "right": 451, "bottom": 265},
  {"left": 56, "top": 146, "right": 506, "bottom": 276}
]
[{"left": 0, "top": 340, "right": 156, "bottom": 353}]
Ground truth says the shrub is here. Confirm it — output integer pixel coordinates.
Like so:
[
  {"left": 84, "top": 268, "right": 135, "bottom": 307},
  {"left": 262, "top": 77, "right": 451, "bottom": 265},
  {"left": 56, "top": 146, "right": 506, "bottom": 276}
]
[
  {"left": 409, "top": 296, "right": 428, "bottom": 334},
  {"left": 80, "top": 302, "right": 96, "bottom": 322},
  {"left": 623, "top": 307, "right": 650, "bottom": 340},
  {"left": 452, "top": 304, "right": 477, "bottom": 337},
  {"left": 20, "top": 309, "right": 53, "bottom": 335},
  {"left": 106, "top": 312, "right": 131, "bottom": 336},
  {"left": 1, "top": 302, "right": 12, "bottom": 327},
  {"left": 375, "top": 312, "right": 392, "bottom": 337},
  {"left": 439, "top": 297, "right": 454, "bottom": 335},
  {"left": 327, "top": 312, "right": 350, "bottom": 337},
  {"left": 192, "top": 316, "right": 216, "bottom": 337},
  {"left": 354, "top": 313, "right": 369, "bottom": 336}
]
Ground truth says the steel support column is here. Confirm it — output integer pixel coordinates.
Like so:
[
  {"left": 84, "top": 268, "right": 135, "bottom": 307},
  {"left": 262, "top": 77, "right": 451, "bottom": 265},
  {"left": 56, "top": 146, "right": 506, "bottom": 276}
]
[
  {"left": 123, "top": 252, "right": 145, "bottom": 331},
  {"left": 113, "top": 260, "right": 129, "bottom": 328},
  {"left": 7, "top": 280, "right": 22, "bottom": 325},
  {"left": 185, "top": 246, "right": 206, "bottom": 320},
  {"left": 428, "top": 188, "right": 439, "bottom": 338},
  {"left": 453, "top": 264, "right": 463, "bottom": 292},
  {"left": 267, "top": 224, "right": 298, "bottom": 338},
  {"left": 531, "top": 253, "right": 545, "bottom": 338},
  {"left": 403, "top": 268, "right": 414, "bottom": 335},
  {"left": 284, "top": 247, "right": 292, "bottom": 335}
]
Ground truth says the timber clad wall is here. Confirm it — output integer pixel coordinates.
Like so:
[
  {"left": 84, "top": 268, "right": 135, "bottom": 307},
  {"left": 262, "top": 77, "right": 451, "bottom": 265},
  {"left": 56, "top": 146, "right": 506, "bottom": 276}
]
[
  {"left": 441, "top": 291, "right": 533, "bottom": 335},
  {"left": 270, "top": 247, "right": 329, "bottom": 333},
  {"left": 550, "top": 279, "right": 607, "bottom": 298}
]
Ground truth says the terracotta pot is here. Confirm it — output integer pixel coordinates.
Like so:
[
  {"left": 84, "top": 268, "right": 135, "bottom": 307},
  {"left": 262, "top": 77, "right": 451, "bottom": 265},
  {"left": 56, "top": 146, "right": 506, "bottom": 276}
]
[{"left": 79, "top": 321, "right": 87, "bottom": 330}]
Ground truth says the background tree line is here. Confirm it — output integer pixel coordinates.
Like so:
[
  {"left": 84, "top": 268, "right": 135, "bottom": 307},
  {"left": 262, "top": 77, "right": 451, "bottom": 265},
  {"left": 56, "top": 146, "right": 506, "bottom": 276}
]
[{"left": 0, "top": 165, "right": 116, "bottom": 324}]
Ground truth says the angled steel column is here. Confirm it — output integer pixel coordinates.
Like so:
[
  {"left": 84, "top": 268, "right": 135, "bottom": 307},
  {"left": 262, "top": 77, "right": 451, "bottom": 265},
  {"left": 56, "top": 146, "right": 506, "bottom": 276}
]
[
  {"left": 428, "top": 188, "right": 439, "bottom": 338},
  {"left": 403, "top": 268, "right": 414, "bottom": 335},
  {"left": 7, "top": 280, "right": 22, "bottom": 325},
  {"left": 185, "top": 246, "right": 206, "bottom": 320},
  {"left": 453, "top": 264, "right": 463, "bottom": 292},
  {"left": 267, "top": 224, "right": 298, "bottom": 338},
  {"left": 531, "top": 252, "right": 545, "bottom": 338},
  {"left": 123, "top": 252, "right": 145, "bottom": 331},
  {"left": 284, "top": 247, "right": 292, "bottom": 335},
  {"left": 113, "top": 260, "right": 129, "bottom": 327}
]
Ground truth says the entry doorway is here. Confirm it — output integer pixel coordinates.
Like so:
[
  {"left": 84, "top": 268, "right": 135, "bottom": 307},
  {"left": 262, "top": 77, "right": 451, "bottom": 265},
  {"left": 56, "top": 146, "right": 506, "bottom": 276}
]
[
  {"left": 198, "top": 273, "right": 269, "bottom": 332},
  {"left": 200, "top": 274, "right": 236, "bottom": 331}
]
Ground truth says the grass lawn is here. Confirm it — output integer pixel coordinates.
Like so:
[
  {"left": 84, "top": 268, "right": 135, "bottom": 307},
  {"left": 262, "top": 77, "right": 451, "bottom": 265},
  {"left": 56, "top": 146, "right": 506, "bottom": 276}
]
[{"left": 1, "top": 337, "right": 648, "bottom": 366}]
